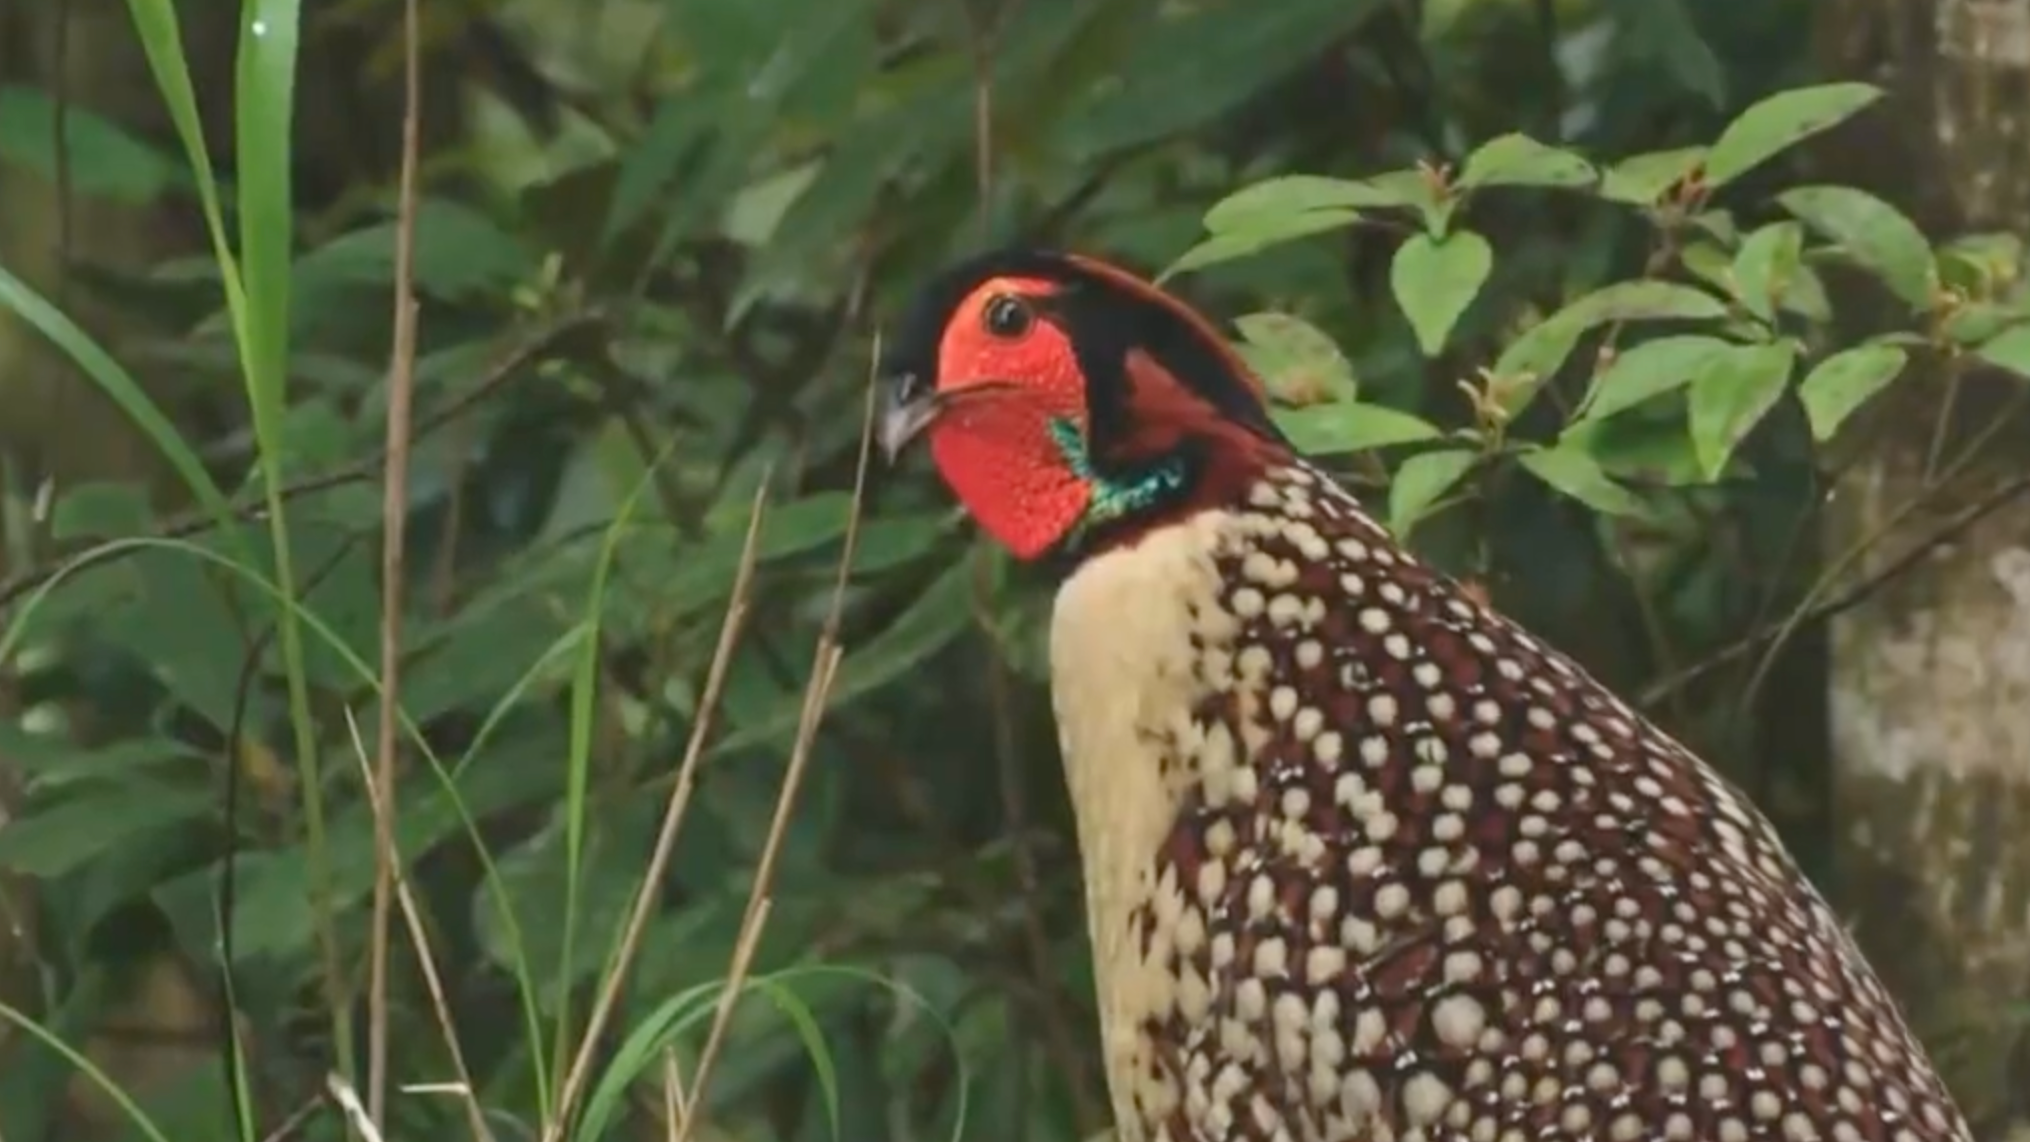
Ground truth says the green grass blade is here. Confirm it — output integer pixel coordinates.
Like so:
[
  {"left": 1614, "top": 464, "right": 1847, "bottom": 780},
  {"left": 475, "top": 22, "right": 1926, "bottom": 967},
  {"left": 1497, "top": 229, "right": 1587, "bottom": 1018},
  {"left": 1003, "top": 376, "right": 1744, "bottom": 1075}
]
[
  {"left": 0, "top": 265, "right": 242, "bottom": 548},
  {"left": 118, "top": 0, "right": 243, "bottom": 297},
  {"left": 0, "top": 1002, "right": 174, "bottom": 1142},
  {"left": 553, "top": 435, "right": 689, "bottom": 1096}
]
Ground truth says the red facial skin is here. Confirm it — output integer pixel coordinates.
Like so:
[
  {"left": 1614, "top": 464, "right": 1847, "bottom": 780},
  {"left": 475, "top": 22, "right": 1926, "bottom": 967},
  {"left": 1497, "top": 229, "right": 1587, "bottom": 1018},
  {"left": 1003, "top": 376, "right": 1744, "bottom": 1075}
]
[{"left": 923, "top": 269, "right": 1292, "bottom": 562}]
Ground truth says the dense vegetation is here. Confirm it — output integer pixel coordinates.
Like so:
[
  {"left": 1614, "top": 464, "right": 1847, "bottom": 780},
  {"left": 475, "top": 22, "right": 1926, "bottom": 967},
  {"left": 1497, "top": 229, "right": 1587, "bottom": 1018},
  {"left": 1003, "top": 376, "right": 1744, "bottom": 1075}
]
[{"left": 1, "top": 1, "right": 2026, "bottom": 1139}]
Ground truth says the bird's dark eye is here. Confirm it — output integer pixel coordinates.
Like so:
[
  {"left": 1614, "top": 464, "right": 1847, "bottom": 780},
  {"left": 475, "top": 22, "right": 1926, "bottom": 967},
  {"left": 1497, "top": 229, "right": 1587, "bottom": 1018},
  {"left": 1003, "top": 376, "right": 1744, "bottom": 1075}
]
[{"left": 981, "top": 293, "right": 1034, "bottom": 339}]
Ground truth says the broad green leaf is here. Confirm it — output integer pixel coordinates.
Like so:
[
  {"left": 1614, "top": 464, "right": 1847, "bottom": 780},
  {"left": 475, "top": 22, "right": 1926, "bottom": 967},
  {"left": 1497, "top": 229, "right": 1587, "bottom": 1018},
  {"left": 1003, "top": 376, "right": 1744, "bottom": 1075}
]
[
  {"left": 1517, "top": 444, "right": 1645, "bottom": 516},
  {"left": 1938, "top": 302, "right": 2029, "bottom": 347},
  {"left": 1456, "top": 133, "right": 1597, "bottom": 190},
  {"left": 1364, "top": 169, "right": 1447, "bottom": 224},
  {"left": 51, "top": 482, "right": 152, "bottom": 540},
  {"left": 1494, "top": 280, "right": 1728, "bottom": 409},
  {"left": 1069, "top": 0, "right": 1386, "bottom": 156},
  {"left": 1560, "top": 415, "right": 1717, "bottom": 489},
  {"left": 1623, "top": 0, "right": 1724, "bottom": 106},
  {"left": 1202, "top": 174, "right": 1406, "bottom": 231},
  {"left": 0, "top": 85, "right": 183, "bottom": 203},
  {"left": 1391, "top": 230, "right": 1493, "bottom": 356},
  {"left": 1576, "top": 334, "right": 1736, "bottom": 422},
  {"left": 1975, "top": 323, "right": 2030, "bottom": 380},
  {"left": 1163, "top": 210, "right": 1361, "bottom": 279},
  {"left": 1704, "top": 83, "right": 1882, "bottom": 188},
  {"left": 295, "top": 200, "right": 538, "bottom": 302},
  {"left": 602, "top": 96, "right": 711, "bottom": 247},
  {"left": 1778, "top": 185, "right": 1936, "bottom": 309},
  {"left": 1234, "top": 312, "right": 1357, "bottom": 404},
  {"left": 1936, "top": 231, "right": 2025, "bottom": 294},
  {"left": 1781, "top": 262, "right": 1837, "bottom": 324},
  {"left": 1687, "top": 341, "right": 1799, "bottom": 478},
  {"left": 1274, "top": 402, "right": 1442, "bottom": 455},
  {"left": 1600, "top": 147, "right": 1706, "bottom": 205},
  {"left": 1689, "top": 209, "right": 1740, "bottom": 246},
  {"left": 1797, "top": 344, "right": 1907, "bottom": 441},
  {"left": 1678, "top": 241, "right": 1734, "bottom": 295},
  {"left": 1730, "top": 222, "right": 1805, "bottom": 322},
  {"left": 0, "top": 784, "right": 212, "bottom": 876},
  {"left": 1387, "top": 449, "right": 1479, "bottom": 536}
]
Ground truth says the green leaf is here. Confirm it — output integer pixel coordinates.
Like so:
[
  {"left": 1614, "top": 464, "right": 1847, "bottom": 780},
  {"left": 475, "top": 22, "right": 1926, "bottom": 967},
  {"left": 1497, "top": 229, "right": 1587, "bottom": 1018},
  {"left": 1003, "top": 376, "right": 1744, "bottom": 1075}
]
[
  {"left": 1781, "top": 262, "right": 1836, "bottom": 324},
  {"left": 1233, "top": 312, "right": 1357, "bottom": 405},
  {"left": 1936, "top": 231, "right": 2025, "bottom": 294},
  {"left": 1975, "top": 323, "right": 2030, "bottom": 380},
  {"left": 296, "top": 200, "right": 538, "bottom": 302},
  {"left": 50, "top": 482, "right": 153, "bottom": 540},
  {"left": 1274, "top": 402, "right": 1442, "bottom": 455},
  {"left": 1797, "top": 344, "right": 1908, "bottom": 441},
  {"left": 1069, "top": 0, "right": 1386, "bottom": 156},
  {"left": 1576, "top": 334, "right": 1737, "bottom": 422},
  {"left": 1939, "top": 302, "right": 2030, "bottom": 347},
  {"left": 1455, "top": 133, "right": 1596, "bottom": 191},
  {"left": 1600, "top": 147, "right": 1706, "bottom": 205},
  {"left": 0, "top": 784, "right": 212, "bottom": 876},
  {"left": 1202, "top": 174, "right": 1405, "bottom": 231},
  {"left": 1778, "top": 185, "right": 1936, "bottom": 309},
  {"left": 0, "top": 85, "right": 183, "bottom": 203},
  {"left": 1678, "top": 241, "right": 1734, "bottom": 295},
  {"left": 1390, "top": 230, "right": 1493, "bottom": 356},
  {"left": 1493, "top": 280, "right": 1728, "bottom": 410},
  {"left": 1163, "top": 209, "right": 1361, "bottom": 279},
  {"left": 1704, "top": 83, "right": 1882, "bottom": 188},
  {"left": 1517, "top": 444, "right": 1645, "bottom": 516},
  {"left": 1730, "top": 222, "right": 1805, "bottom": 322},
  {"left": 1387, "top": 449, "right": 1479, "bottom": 536},
  {"left": 1687, "top": 341, "right": 1799, "bottom": 479},
  {"left": 1622, "top": 0, "right": 1724, "bottom": 106}
]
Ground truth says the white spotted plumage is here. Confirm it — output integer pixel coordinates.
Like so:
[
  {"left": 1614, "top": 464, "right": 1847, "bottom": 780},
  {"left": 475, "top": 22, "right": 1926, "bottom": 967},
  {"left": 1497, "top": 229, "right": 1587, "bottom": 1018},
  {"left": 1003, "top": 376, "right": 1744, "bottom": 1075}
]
[{"left": 1047, "top": 460, "right": 1970, "bottom": 1142}]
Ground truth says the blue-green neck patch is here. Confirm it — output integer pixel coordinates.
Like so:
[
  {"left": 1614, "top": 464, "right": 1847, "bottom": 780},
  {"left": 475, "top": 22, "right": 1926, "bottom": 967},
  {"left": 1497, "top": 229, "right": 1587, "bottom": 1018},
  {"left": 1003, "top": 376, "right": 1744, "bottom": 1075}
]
[{"left": 1047, "top": 416, "right": 1192, "bottom": 548}]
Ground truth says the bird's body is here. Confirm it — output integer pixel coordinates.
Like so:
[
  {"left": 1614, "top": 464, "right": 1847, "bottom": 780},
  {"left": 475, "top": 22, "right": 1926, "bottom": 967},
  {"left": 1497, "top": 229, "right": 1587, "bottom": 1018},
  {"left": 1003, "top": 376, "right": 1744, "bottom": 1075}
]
[{"left": 876, "top": 248, "right": 1973, "bottom": 1142}]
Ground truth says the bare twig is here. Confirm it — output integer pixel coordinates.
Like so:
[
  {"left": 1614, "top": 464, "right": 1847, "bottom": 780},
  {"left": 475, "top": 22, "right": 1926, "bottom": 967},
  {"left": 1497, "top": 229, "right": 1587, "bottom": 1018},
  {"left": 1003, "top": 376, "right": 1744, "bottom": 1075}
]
[
  {"left": 366, "top": 0, "right": 426, "bottom": 1121},
  {"left": 342, "top": 712, "right": 495, "bottom": 1142},
  {"left": 544, "top": 482, "right": 772, "bottom": 1141},
  {"left": 1639, "top": 465, "right": 2030, "bottom": 707}
]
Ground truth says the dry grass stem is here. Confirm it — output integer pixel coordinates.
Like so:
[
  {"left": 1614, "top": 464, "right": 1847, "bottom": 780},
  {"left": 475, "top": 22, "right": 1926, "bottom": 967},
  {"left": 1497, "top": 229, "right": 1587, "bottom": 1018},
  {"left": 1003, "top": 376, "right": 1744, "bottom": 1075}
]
[
  {"left": 661, "top": 1047, "right": 690, "bottom": 1140},
  {"left": 672, "top": 364, "right": 882, "bottom": 1142},
  {"left": 366, "top": 0, "right": 426, "bottom": 1124},
  {"left": 544, "top": 479, "right": 773, "bottom": 1141},
  {"left": 344, "top": 711, "right": 495, "bottom": 1142}
]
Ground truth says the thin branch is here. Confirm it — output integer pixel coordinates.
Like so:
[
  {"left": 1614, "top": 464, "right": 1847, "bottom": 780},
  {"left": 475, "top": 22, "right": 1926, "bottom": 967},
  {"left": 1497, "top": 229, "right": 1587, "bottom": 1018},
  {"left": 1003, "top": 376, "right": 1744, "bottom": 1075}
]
[
  {"left": 1639, "top": 465, "right": 2030, "bottom": 708},
  {"left": 367, "top": 0, "right": 426, "bottom": 1123}
]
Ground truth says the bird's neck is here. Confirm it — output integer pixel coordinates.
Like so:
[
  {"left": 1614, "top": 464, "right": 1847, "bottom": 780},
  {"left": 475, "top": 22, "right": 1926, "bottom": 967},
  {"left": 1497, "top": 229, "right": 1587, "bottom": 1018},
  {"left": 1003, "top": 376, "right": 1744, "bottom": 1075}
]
[
  {"left": 1044, "top": 460, "right": 1388, "bottom": 1136},
  {"left": 1047, "top": 428, "right": 1295, "bottom": 571}
]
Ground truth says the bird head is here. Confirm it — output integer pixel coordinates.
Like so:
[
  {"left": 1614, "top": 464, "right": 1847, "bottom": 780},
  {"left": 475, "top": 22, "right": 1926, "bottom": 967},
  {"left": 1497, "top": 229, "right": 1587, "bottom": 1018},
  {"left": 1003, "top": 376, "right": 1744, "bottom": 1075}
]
[{"left": 877, "top": 248, "right": 1293, "bottom": 562}]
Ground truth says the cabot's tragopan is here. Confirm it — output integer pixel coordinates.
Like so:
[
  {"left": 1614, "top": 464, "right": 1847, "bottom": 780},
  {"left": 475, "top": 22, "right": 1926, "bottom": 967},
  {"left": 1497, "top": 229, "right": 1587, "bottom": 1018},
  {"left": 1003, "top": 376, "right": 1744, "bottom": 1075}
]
[{"left": 878, "top": 247, "right": 1971, "bottom": 1142}]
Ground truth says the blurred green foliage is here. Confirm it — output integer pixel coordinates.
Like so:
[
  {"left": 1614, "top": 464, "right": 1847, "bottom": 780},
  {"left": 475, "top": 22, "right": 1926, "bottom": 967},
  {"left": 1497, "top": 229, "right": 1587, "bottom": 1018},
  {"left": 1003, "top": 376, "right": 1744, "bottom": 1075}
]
[{"left": 0, "top": 0, "right": 2025, "bottom": 1140}]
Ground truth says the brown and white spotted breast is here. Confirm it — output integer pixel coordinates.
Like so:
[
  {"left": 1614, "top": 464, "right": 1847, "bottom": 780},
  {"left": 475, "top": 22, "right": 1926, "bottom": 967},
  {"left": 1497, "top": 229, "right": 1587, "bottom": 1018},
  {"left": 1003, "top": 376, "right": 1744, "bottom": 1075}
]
[{"left": 1048, "top": 462, "right": 1971, "bottom": 1142}]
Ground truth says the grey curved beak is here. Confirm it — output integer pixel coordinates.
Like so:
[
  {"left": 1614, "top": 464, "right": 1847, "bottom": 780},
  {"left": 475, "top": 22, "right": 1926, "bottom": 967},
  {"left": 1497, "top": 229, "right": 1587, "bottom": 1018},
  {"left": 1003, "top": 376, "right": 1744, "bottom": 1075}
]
[{"left": 878, "top": 374, "right": 939, "bottom": 464}]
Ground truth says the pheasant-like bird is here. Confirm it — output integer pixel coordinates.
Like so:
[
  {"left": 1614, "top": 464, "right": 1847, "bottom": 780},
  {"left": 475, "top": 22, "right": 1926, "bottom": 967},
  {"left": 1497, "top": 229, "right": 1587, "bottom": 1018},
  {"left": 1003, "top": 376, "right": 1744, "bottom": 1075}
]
[{"left": 876, "top": 248, "right": 1972, "bottom": 1142}]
